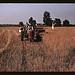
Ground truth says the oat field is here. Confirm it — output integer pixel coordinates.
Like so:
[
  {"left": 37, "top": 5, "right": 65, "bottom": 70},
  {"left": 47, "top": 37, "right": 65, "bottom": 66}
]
[{"left": 0, "top": 27, "right": 75, "bottom": 72}]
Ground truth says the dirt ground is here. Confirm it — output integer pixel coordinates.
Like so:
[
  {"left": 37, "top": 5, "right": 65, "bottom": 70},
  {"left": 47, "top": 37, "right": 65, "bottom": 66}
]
[{"left": 0, "top": 27, "right": 75, "bottom": 72}]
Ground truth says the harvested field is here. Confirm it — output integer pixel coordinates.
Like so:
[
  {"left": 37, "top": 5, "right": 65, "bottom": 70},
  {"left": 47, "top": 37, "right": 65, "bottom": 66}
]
[{"left": 0, "top": 27, "right": 75, "bottom": 72}]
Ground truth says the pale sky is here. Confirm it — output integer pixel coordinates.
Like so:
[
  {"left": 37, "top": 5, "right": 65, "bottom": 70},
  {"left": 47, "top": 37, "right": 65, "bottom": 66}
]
[{"left": 0, "top": 3, "right": 75, "bottom": 24}]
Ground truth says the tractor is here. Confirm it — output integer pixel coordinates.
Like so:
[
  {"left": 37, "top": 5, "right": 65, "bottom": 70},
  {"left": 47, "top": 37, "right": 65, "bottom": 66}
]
[{"left": 19, "top": 17, "right": 45, "bottom": 42}]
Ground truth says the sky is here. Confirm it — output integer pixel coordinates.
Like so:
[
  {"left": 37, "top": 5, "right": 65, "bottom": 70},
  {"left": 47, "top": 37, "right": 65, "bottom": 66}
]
[{"left": 0, "top": 3, "right": 75, "bottom": 24}]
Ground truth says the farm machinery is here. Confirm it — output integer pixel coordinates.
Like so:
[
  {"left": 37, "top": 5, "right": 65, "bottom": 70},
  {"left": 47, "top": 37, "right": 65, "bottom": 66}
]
[{"left": 19, "top": 17, "right": 45, "bottom": 42}]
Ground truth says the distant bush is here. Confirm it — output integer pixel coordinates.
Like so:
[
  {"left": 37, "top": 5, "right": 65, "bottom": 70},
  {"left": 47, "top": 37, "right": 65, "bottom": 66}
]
[
  {"left": 63, "top": 19, "right": 70, "bottom": 26},
  {"left": 19, "top": 21, "right": 24, "bottom": 26},
  {"left": 54, "top": 18, "right": 61, "bottom": 27}
]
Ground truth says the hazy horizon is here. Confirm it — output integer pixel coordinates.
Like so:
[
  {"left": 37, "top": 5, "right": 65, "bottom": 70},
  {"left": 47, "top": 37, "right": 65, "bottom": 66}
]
[{"left": 0, "top": 3, "right": 75, "bottom": 24}]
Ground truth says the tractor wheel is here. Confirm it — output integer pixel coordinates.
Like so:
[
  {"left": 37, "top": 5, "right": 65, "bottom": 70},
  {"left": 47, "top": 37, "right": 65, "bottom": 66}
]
[
  {"left": 21, "top": 31, "right": 23, "bottom": 41},
  {"left": 29, "top": 39, "right": 32, "bottom": 42},
  {"left": 36, "top": 31, "right": 39, "bottom": 41}
]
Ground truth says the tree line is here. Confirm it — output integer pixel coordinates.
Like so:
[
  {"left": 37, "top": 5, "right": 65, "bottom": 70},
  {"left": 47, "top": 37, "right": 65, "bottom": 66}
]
[
  {"left": 43, "top": 11, "right": 70, "bottom": 27},
  {"left": 19, "top": 11, "right": 71, "bottom": 27}
]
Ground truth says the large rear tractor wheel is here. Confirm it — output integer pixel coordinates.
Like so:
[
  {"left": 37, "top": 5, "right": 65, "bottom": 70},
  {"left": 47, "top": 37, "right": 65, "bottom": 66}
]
[
  {"left": 29, "top": 38, "right": 34, "bottom": 42},
  {"left": 21, "top": 31, "right": 24, "bottom": 41},
  {"left": 36, "top": 31, "right": 39, "bottom": 41},
  {"left": 29, "top": 39, "right": 32, "bottom": 42}
]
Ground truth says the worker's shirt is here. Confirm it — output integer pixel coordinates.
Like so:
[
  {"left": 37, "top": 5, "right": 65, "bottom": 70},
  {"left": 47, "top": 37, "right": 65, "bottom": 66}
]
[{"left": 27, "top": 25, "right": 33, "bottom": 33}]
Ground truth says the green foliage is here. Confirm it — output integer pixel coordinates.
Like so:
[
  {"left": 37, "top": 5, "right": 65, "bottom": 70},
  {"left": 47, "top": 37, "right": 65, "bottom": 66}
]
[
  {"left": 43, "top": 11, "right": 52, "bottom": 26},
  {"left": 29, "top": 17, "right": 36, "bottom": 26},
  {"left": 19, "top": 21, "right": 24, "bottom": 26},
  {"left": 54, "top": 18, "right": 61, "bottom": 26},
  {"left": 63, "top": 19, "right": 70, "bottom": 26}
]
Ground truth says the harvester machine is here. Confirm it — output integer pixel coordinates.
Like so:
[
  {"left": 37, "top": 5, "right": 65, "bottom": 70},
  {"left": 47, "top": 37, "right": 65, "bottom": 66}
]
[{"left": 19, "top": 24, "right": 45, "bottom": 42}]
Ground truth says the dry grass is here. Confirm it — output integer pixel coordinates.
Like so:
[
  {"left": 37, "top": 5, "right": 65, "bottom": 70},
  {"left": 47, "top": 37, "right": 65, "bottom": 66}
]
[{"left": 0, "top": 27, "right": 75, "bottom": 72}]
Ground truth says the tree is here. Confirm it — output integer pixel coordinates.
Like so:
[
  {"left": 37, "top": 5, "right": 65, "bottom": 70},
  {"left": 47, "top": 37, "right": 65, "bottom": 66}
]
[
  {"left": 54, "top": 18, "right": 61, "bottom": 26},
  {"left": 43, "top": 11, "right": 52, "bottom": 26},
  {"left": 63, "top": 19, "right": 70, "bottom": 26},
  {"left": 32, "top": 20, "right": 36, "bottom": 26},
  {"left": 19, "top": 21, "right": 24, "bottom": 26},
  {"left": 29, "top": 17, "right": 36, "bottom": 26},
  {"left": 29, "top": 17, "right": 33, "bottom": 25}
]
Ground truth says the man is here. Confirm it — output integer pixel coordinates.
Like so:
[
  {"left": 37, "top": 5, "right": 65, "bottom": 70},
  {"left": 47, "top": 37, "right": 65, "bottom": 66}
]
[
  {"left": 27, "top": 24, "right": 34, "bottom": 34},
  {"left": 24, "top": 22, "right": 29, "bottom": 34}
]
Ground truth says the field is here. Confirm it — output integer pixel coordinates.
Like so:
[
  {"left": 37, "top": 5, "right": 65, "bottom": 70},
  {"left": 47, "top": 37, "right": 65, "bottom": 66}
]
[{"left": 0, "top": 27, "right": 75, "bottom": 72}]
